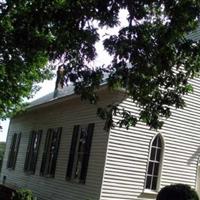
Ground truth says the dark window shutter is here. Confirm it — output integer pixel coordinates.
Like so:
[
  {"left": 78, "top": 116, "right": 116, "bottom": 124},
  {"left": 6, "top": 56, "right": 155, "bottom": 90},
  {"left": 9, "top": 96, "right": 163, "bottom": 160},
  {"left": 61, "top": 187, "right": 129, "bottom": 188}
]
[
  {"left": 50, "top": 127, "right": 62, "bottom": 177},
  {"left": 12, "top": 133, "right": 21, "bottom": 170},
  {"left": 7, "top": 134, "right": 17, "bottom": 168},
  {"left": 40, "top": 129, "right": 51, "bottom": 176},
  {"left": 66, "top": 125, "right": 79, "bottom": 180},
  {"left": 24, "top": 131, "right": 35, "bottom": 171},
  {"left": 80, "top": 123, "right": 95, "bottom": 183},
  {"left": 31, "top": 130, "right": 42, "bottom": 174}
]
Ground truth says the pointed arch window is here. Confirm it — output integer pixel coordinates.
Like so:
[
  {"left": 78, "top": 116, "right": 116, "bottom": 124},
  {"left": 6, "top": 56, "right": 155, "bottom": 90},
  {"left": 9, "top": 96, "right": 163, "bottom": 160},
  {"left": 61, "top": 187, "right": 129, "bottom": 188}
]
[
  {"left": 145, "top": 134, "right": 163, "bottom": 191},
  {"left": 196, "top": 159, "right": 200, "bottom": 197}
]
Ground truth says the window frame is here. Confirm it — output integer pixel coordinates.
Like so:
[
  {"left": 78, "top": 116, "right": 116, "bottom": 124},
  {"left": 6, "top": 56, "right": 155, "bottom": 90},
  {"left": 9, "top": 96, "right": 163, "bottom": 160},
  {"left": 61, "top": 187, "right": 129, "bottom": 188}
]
[
  {"left": 24, "top": 130, "right": 42, "bottom": 174},
  {"left": 40, "top": 127, "right": 62, "bottom": 178},
  {"left": 144, "top": 134, "right": 164, "bottom": 192},
  {"left": 66, "top": 123, "right": 95, "bottom": 184},
  {"left": 7, "top": 133, "right": 21, "bottom": 170},
  {"left": 196, "top": 159, "right": 200, "bottom": 197},
  {"left": 72, "top": 125, "right": 88, "bottom": 181}
]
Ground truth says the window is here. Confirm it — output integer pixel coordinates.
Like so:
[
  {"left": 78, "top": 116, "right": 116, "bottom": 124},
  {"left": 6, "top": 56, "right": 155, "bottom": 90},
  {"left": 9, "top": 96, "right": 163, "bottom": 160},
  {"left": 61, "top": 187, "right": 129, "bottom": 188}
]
[
  {"left": 196, "top": 160, "right": 200, "bottom": 197},
  {"left": 40, "top": 127, "right": 62, "bottom": 177},
  {"left": 145, "top": 134, "right": 163, "bottom": 191},
  {"left": 7, "top": 133, "right": 21, "bottom": 169},
  {"left": 66, "top": 123, "right": 95, "bottom": 183},
  {"left": 24, "top": 130, "right": 42, "bottom": 174}
]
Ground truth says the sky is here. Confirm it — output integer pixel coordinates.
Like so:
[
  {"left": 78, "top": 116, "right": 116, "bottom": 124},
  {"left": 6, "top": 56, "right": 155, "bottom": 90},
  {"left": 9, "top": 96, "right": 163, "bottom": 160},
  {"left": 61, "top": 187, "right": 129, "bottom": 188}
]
[
  {"left": 0, "top": 10, "right": 128, "bottom": 142},
  {"left": 0, "top": 79, "right": 56, "bottom": 142}
]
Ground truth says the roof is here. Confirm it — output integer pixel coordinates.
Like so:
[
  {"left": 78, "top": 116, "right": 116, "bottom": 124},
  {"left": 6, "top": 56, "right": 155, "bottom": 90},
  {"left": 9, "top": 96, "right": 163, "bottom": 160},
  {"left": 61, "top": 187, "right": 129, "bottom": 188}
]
[
  {"left": 29, "top": 82, "right": 108, "bottom": 109},
  {"left": 29, "top": 85, "right": 75, "bottom": 108}
]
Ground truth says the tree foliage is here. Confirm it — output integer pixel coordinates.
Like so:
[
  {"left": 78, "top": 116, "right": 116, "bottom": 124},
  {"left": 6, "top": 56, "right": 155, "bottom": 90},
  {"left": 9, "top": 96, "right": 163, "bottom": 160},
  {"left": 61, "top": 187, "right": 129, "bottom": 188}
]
[
  {"left": 1, "top": 0, "right": 200, "bottom": 128},
  {"left": 12, "top": 188, "right": 34, "bottom": 200}
]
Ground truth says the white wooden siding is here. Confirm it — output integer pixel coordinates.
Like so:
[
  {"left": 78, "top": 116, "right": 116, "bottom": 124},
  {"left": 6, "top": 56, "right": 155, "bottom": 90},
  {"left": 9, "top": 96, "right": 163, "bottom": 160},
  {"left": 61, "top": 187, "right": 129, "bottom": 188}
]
[
  {"left": 1, "top": 90, "right": 123, "bottom": 200},
  {"left": 2, "top": 78, "right": 200, "bottom": 200},
  {"left": 100, "top": 78, "right": 200, "bottom": 200}
]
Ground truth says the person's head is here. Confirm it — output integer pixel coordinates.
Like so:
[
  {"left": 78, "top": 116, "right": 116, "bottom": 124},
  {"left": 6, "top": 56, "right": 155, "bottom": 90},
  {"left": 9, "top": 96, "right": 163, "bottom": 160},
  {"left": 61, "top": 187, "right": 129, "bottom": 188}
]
[{"left": 156, "top": 184, "right": 199, "bottom": 200}]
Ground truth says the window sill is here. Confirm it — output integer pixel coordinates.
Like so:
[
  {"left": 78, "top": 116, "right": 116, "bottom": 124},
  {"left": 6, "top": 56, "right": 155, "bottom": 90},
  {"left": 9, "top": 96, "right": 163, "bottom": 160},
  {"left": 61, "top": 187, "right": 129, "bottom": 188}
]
[
  {"left": 139, "top": 190, "right": 158, "bottom": 199},
  {"left": 40, "top": 174, "right": 55, "bottom": 178},
  {"left": 24, "top": 173, "right": 33, "bottom": 176},
  {"left": 24, "top": 171, "right": 35, "bottom": 176},
  {"left": 7, "top": 167, "right": 14, "bottom": 171},
  {"left": 66, "top": 177, "right": 86, "bottom": 185}
]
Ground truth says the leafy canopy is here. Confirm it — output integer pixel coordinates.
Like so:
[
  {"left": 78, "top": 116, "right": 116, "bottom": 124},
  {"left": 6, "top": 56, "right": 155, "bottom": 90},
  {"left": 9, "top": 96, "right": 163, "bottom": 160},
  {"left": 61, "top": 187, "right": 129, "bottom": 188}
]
[{"left": 1, "top": 0, "right": 200, "bottom": 129}]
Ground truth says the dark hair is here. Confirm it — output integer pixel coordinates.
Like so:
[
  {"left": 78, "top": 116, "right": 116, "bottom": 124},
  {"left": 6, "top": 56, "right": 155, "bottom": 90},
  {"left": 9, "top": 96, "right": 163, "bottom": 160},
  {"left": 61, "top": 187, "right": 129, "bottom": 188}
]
[{"left": 156, "top": 184, "right": 199, "bottom": 200}]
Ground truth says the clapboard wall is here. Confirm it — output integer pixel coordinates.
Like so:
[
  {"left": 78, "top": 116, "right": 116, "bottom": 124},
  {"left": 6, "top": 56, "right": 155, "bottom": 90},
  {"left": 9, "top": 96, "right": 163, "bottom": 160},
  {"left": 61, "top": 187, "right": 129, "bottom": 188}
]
[
  {"left": 100, "top": 78, "right": 200, "bottom": 200},
  {"left": 1, "top": 89, "right": 123, "bottom": 200},
  {"left": 2, "top": 79, "right": 200, "bottom": 200}
]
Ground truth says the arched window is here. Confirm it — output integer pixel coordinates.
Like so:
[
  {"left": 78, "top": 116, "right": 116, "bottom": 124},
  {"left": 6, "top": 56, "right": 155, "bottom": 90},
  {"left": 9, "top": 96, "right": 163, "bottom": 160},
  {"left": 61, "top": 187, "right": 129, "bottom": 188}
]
[
  {"left": 145, "top": 134, "right": 163, "bottom": 191},
  {"left": 196, "top": 159, "right": 200, "bottom": 197}
]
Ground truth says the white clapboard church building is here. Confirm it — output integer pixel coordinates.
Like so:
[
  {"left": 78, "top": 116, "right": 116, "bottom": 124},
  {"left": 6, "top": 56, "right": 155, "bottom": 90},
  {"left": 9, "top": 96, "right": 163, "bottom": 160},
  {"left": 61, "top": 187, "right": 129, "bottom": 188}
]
[{"left": 1, "top": 29, "right": 200, "bottom": 200}]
